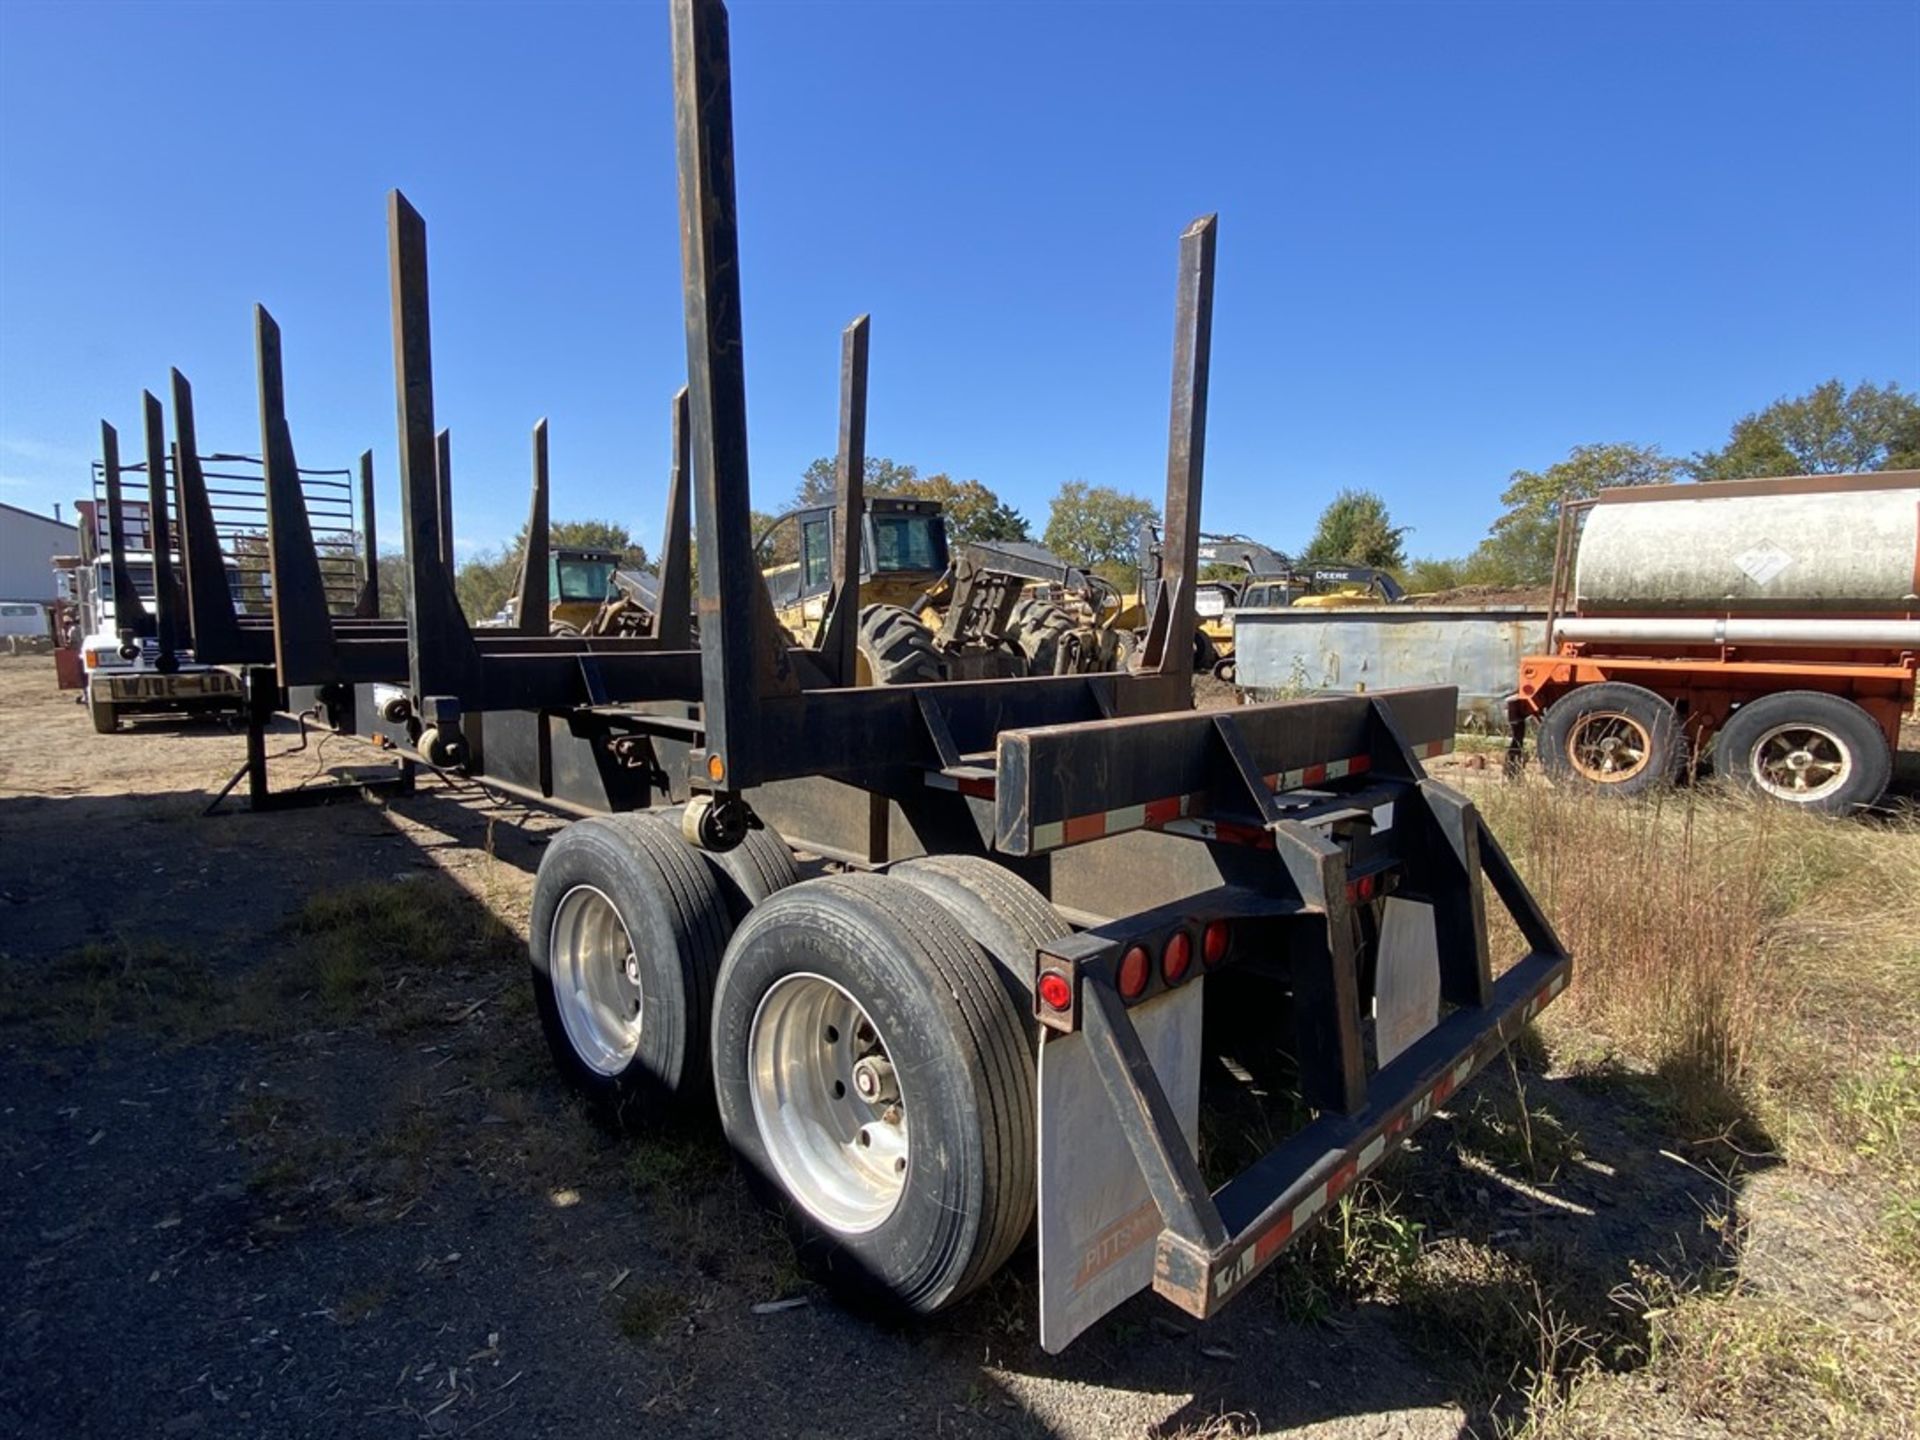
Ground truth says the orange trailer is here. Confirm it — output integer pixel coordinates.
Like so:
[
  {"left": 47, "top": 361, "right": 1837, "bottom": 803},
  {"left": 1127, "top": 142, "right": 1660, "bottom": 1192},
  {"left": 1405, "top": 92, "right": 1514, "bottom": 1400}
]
[{"left": 1510, "top": 471, "right": 1919, "bottom": 812}]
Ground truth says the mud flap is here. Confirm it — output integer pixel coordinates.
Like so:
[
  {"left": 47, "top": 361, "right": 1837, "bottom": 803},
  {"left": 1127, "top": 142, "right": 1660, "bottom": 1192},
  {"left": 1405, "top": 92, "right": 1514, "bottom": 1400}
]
[
  {"left": 1037, "top": 980, "right": 1204, "bottom": 1353},
  {"left": 1373, "top": 897, "right": 1440, "bottom": 1065}
]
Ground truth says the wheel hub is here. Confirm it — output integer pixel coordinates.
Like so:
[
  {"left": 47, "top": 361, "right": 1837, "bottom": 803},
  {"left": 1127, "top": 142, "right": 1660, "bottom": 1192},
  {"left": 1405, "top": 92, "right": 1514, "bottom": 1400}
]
[
  {"left": 549, "top": 885, "right": 643, "bottom": 1076},
  {"left": 748, "top": 974, "right": 909, "bottom": 1234}
]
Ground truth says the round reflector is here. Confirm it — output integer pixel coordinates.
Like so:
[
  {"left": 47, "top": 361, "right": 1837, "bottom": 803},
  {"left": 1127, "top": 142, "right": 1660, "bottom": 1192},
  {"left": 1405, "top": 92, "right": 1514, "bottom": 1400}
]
[
  {"left": 1038, "top": 972, "right": 1073, "bottom": 1012},
  {"left": 1163, "top": 931, "right": 1193, "bottom": 985},
  {"left": 1202, "top": 920, "right": 1230, "bottom": 966},
  {"left": 1117, "top": 945, "right": 1151, "bottom": 1000}
]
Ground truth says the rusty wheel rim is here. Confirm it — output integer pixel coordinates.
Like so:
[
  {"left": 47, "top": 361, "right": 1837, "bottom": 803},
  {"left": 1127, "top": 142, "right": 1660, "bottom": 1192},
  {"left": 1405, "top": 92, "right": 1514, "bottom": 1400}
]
[{"left": 1566, "top": 711, "right": 1653, "bottom": 783}]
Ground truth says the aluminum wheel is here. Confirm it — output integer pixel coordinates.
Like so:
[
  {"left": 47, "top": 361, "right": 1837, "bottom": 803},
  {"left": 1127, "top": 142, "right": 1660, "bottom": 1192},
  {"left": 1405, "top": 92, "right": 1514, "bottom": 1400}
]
[
  {"left": 748, "top": 973, "right": 909, "bottom": 1234},
  {"left": 549, "top": 885, "right": 642, "bottom": 1076},
  {"left": 1750, "top": 723, "right": 1852, "bottom": 802},
  {"left": 1566, "top": 711, "right": 1653, "bottom": 783}
]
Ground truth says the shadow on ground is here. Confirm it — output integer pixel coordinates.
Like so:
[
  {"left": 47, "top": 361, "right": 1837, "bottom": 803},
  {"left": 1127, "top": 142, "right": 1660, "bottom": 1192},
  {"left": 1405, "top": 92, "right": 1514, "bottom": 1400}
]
[{"left": 0, "top": 758, "right": 1770, "bottom": 1439}]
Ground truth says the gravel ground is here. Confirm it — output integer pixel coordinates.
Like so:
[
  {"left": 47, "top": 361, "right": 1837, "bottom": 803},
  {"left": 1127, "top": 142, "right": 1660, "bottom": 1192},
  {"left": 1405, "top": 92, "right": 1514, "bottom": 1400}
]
[{"left": 0, "top": 656, "right": 1736, "bottom": 1439}]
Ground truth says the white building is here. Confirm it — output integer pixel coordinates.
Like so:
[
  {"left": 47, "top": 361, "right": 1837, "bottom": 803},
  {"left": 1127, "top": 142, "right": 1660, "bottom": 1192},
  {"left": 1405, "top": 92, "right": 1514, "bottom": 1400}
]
[{"left": 0, "top": 500, "right": 78, "bottom": 603}]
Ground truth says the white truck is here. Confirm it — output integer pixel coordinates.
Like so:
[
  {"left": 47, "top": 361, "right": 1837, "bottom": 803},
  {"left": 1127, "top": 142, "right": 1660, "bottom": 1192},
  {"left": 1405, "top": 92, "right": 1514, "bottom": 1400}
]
[{"left": 59, "top": 494, "right": 242, "bottom": 733}]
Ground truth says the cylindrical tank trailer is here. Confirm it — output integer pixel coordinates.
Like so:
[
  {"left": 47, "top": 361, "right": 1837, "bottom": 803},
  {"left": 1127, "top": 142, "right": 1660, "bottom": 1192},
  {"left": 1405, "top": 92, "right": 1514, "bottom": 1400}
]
[
  {"left": 1573, "top": 479, "right": 1920, "bottom": 617},
  {"left": 1516, "top": 471, "right": 1919, "bottom": 814}
]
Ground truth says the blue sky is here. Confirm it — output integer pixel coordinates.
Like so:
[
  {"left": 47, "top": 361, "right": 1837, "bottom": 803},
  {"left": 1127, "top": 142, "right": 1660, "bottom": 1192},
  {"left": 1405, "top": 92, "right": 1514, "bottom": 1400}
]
[{"left": 2, "top": 1, "right": 1915, "bottom": 565}]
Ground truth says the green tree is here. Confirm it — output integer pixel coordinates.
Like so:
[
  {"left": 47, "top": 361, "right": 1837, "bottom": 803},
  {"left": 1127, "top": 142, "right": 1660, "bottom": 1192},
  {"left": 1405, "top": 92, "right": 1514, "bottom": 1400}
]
[
  {"left": 375, "top": 548, "right": 407, "bottom": 618},
  {"left": 522, "top": 518, "right": 648, "bottom": 571},
  {"left": 1690, "top": 379, "right": 1920, "bottom": 480},
  {"left": 792, "top": 457, "right": 1029, "bottom": 544},
  {"left": 1301, "top": 489, "right": 1408, "bottom": 571},
  {"left": 749, "top": 508, "right": 796, "bottom": 567},
  {"left": 1402, "top": 556, "right": 1465, "bottom": 594},
  {"left": 894, "top": 473, "right": 1028, "bottom": 543},
  {"left": 454, "top": 547, "right": 520, "bottom": 623},
  {"left": 1469, "top": 442, "right": 1678, "bottom": 586},
  {"left": 794, "top": 455, "right": 923, "bottom": 508},
  {"left": 442, "top": 519, "right": 652, "bottom": 625},
  {"left": 1042, "top": 481, "right": 1158, "bottom": 583}
]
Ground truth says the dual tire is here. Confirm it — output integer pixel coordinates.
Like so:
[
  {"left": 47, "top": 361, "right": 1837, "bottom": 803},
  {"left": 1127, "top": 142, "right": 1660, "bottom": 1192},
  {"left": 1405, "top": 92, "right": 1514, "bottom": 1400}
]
[{"left": 530, "top": 817, "right": 1057, "bottom": 1314}]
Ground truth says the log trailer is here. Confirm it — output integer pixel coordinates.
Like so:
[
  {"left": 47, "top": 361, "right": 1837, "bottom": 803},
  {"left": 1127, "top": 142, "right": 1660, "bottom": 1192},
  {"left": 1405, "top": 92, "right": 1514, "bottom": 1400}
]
[
  {"left": 227, "top": 0, "right": 1573, "bottom": 1351},
  {"left": 58, "top": 419, "right": 247, "bottom": 733},
  {"left": 159, "top": 299, "right": 706, "bottom": 813},
  {"left": 1512, "top": 472, "right": 1920, "bottom": 812}
]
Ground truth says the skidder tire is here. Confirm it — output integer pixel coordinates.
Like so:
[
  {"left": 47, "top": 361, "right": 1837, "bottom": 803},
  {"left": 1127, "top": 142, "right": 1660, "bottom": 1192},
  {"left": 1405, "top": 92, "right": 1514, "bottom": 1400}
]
[
  {"left": 1194, "top": 629, "right": 1222, "bottom": 674},
  {"left": 1004, "top": 598, "right": 1076, "bottom": 676},
  {"left": 711, "top": 873, "right": 1036, "bottom": 1315},
  {"left": 856, "top": 603, "right": 943, "bottom": 685},
  {"left": 1714, "top": 690, "right": 1891, "bottom": 814},
  {"left": 656, "top": 804, "right": 801, "bottom": 921},
  {"left": 529, "top": 813, "right": 731, "bottom": 1125},
  {"left": 1538, "top": 682, "right": 1679, "bottom": 797}
]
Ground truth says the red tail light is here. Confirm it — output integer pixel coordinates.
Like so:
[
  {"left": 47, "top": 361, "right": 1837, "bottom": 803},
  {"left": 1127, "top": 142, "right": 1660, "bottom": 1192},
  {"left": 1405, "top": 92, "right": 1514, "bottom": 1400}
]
[
  {"left": 1038, "top": 972, "right": 1073, "bottom": 1012},
  {"left": 1117, "top": 944, "right": 1151, "bottom": 1000},
  {"left": 1163, "top": 931, "right": 1193, "bottom": 985},
  {"left": 1202, "top": 920, "right": 1229, "bottom": 966},
  {"left": 1347, "top": 873, "right": 1378, "bottom": 904}
]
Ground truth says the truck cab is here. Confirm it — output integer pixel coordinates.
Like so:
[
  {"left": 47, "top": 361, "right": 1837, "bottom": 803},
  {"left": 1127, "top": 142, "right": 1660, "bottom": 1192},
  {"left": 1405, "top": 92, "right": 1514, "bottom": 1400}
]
[{"left": 59, "top": 529, "right": 242, "bottom": 733}]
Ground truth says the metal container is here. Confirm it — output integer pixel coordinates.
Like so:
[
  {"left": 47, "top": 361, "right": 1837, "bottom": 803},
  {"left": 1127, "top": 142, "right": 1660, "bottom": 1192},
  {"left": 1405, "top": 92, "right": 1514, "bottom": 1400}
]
[
  {"left": 1575, "top": 477, "right": 1920, "bottom": 615},
  {"left": 1234, "top": 606, "right": 1548, "bottom": 730}
]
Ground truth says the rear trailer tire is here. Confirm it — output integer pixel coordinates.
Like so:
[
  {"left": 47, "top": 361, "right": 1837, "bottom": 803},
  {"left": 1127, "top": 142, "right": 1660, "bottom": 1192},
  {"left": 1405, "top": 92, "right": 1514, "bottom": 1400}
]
[
  {"left": 1538, "top": 682, "right": 1679, "bottom": 797},
  {"left": 1714, "top": 690, "right": 1891, "bottom": 814},
  {"left": 710, "top": 873, "right": 1037, "bottom": 1315},
  {"left": 657, "top": 804, "right": 801, "bottom": 921},
  {"left": 887, "top": 854, "right": 1063, "bottom": 1024},
  {"left": 529, "top": 813, "right": 732, "bottom": 1124},
  {"left": 856, "top": 603, "right": 943, "bottom": 685},
  {"left": 88, "top": 695, "right": 119, "bottom": 734}
]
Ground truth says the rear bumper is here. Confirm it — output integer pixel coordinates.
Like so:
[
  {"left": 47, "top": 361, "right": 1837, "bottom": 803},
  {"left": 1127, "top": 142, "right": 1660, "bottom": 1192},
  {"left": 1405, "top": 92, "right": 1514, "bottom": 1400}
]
[
  {"left": 97, "top": 668, "right": 244, "bottom": 708},
  {"left": 1155, "top": 949, "right": 1570, "bottom": 1316}
]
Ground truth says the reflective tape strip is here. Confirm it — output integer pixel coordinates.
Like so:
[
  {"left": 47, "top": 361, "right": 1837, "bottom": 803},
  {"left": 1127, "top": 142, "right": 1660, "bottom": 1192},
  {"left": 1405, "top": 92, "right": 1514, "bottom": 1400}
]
[
  {"left": 990, "top": 736, "right": 1451, "bottom": 857},
  {"left": 1211, "top": 966, "right": 1568, "bottom": 1307},
  {"left": 924, "top": 771, "right": 996, "bottom": 800},
  {"left": 1023, "top": 749, "right": 1392, "bottom": 856},
  {"left": 1260, "top": 751, "right": 1373, "bottom": 792}
]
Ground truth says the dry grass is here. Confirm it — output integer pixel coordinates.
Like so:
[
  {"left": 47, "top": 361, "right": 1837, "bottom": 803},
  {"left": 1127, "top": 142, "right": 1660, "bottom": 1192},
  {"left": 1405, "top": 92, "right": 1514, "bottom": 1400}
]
[
  {"left": 1478, "top": 784, "right": 1919, "bottom": 1152},
  {"left": 1467, "top": 778, "right": 1920, "bottom": 1438}
]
